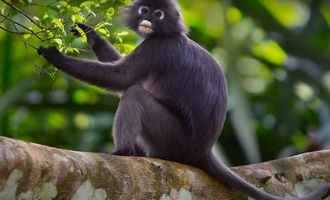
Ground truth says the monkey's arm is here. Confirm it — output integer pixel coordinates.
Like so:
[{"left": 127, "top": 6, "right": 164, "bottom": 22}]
[
  {"left": 77, "top": 23, "right": 121, "bottom": 62},
  {"left": 38, "top": 47, "right": 143, "bottom": 91}
]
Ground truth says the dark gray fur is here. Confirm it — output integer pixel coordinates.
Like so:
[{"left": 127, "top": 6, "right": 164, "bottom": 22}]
[{"left": 38, "top": 0, "right": 330, "bottom": 199}]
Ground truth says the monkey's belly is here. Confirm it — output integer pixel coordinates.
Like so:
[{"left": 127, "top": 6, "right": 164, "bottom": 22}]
[{"left": 141, "top": 75, "right": 162, "bottom": 98}]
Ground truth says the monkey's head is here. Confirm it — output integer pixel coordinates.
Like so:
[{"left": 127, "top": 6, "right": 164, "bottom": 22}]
[{"left": 124, "top": 0, "right": 187, "bottom": 37}]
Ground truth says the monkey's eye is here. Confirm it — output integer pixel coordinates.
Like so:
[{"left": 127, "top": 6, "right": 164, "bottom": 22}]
[
  {"left": 153, "top": 10, "right": 165, "bottom": 20},
  {"left": 138, "top": 6, "right": 150, "bottom": 15}
]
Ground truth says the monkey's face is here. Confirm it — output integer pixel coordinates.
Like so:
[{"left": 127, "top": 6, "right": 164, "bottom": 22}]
[{"left": 124, "top": 0, "right": 187, "bottom": 37}]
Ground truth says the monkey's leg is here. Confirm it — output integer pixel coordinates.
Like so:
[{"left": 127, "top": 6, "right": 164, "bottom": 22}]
[
  {"left": 77, "top": 23, "right": 121, "bottom": 62},
  {"left": 111, "top": 86, "right": 146, "bottom": 156},
  {"left": 112, "top": 85, "right": 187, "bottom": 161}
]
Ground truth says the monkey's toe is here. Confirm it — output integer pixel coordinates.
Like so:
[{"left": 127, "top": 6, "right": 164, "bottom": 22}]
[{"left": 112, "top": 146, "right": 146, "bottom": 157}]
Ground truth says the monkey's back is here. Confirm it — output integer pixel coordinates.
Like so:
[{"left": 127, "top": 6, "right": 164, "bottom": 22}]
[{"left": 141, "top": 35, "right": 228, "bottom": 151}]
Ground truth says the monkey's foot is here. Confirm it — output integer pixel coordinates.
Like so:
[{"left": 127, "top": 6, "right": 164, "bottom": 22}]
[{"left": 112, "top": 146, "right": 146, "bottom": 157}]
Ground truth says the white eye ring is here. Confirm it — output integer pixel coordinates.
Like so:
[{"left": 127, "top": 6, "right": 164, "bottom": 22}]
[
  {"left": 138, "top": 6, "right": 149, "bottom": 15},
  {"left": 153, "top": 9, "right": 165, "bottom": 20}
]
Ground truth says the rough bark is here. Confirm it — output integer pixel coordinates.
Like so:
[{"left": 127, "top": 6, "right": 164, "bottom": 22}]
[{"left": 0, "top": 137, "right": 329, "bottom": 200}]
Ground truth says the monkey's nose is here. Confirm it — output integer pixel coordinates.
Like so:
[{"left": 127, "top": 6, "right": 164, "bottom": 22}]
[
  {"left": 138, "top": 20, "right": 153, "bottom": 34},
  {"left": 140, "top": 20, "right": 152, "bottom": 27}
]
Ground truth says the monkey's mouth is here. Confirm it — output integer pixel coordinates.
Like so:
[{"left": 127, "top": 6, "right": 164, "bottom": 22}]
[{"left": 138, "top": 20, "right": 153, "bottom": 34}]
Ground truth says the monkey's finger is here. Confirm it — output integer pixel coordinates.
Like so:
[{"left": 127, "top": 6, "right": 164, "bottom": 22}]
[
  {"left": 77, "top": 23, "right": 94, "bottom": 34},
  {"left": 70, "top": 25, "right": 81, "bottom": 37}
]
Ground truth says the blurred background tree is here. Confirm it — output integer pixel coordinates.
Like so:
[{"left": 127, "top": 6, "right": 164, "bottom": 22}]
[{"left": 0, "top": 0, "right": 330, "bottom": 166}]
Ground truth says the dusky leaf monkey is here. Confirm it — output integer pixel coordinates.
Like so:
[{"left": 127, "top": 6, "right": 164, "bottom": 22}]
[{"left": 38, "top": 0, "right": 330, "bottom": 199}]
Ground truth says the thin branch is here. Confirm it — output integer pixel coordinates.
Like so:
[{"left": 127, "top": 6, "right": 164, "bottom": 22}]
[
  {"left": 0, "top": 26, "right": 40, "bottom": 51},
  {"left": 0, "top": 22, "right": 56, "bottom": 42},
  {"left": 0, "top": 25, "right": 28, "bottom": 35},
  {"left": 0, "top": 13, "right": 44, "bottom": 41},
  {"left": 0, "top": 0, "right": 44, "bottom": 29},
  {"left": 24, "top": 41, "right": 38, "bottom": 50},
  {"left": 35, "top": 27, "right": 57, "bottom": 34},
  {"left": 0, "top": 17, "right": 6, "bottom": 23},
  {"left": 27, "top": 2, "right": 58, "bottom": 11}
]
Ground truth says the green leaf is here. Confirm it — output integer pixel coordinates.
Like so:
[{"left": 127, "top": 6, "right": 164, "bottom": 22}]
[
  {"left": 23, "top": 34, "right": 31, "bottom": 40},
  {"left": 80, "top": 1, "right": 95, "bottom": 9},
  {"left": 70, "top": 6, "right": 81, "bottom": 14},
  {"left": 64, "top": 47, "right": 80, "bottom": 55},
  {"left": 71, "top": 15, "right": 86, "bottom": 23},
  {"left": 106, "top": 8, "right": 115, "bottom": 20},
  {"left": 57, "top": 1, "right": 68, "bottom": 9},
  {"left": 51, "top": 18, "right": 65, "bottom": 33},
  {"left": 260, "top": 0, "right": 309, "bottom": 28},
  {"left": 117, "top": 31, "right": 129, "bottom": 36},
  {"left": 252, "top": 40, "right": 288, "bottom": 65},
  {"left": 1, "top": 8, "right": 6, "bottom": 15},
  {"left": 32, "top": 16, "right": 40, "bottom": 22},
  {"left": 53, "top": 38, "right": 63, "bottom": 47}
]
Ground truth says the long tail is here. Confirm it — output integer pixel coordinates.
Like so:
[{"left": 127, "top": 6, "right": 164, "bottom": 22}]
[{"left": 199, "top": 152, "right": 330, "bottom": 200}]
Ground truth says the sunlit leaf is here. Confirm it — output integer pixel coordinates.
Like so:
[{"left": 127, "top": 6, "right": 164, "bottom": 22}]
[
  {"left": 57, "top": 1, "right": 68, "bottom": 9},
  {"left": 23, "top": 34, "right": 31, "bottom": 40},
  {"left": 260, "top": 0, "right": 309, "bottom": 28},
  {"left": 106, "top": 7, "right": 115, "bottom": 20},
  {"left": 321, "top": 2, "right": 330, "bottom": 26},
  {"left": 51, "top": 18, "right": 65, "bottom": 33},
  {"left": 32, "top": 16, "right": 40, "bottom": 22},
  {"left": 295, "top": 82, "right": 314, "bottom": 101},
  {"left": 53, "top": 38, "right": 63, "bottom": 47},
  {"left": 226, "top": 6, "right": 242, "bottom": 24},
  {"left": 47, "top": 112, "right": 67, "bottom": 129},
  {"left": 64, "top": 47, "right": 80, "bottom": 54},
  {"left": 252, "top": 40, "right": 288, "bottom": 65},
  {"left": 74, "top": 113, "right": 90, "bottom": 130},
  {"left": 71, "top": 14, "right": 86, "bottom": 23},
  {"left": 292, "top": 132, "right": 308, "bottom": 151}
]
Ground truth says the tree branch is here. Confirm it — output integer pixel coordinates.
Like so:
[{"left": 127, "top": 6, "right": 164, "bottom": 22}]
[
  {"left": 0, "top": 13, "right": 45, "bottom": 41},
  {"left": 0, "top": 25, "right": 28, "bottom": 35},
  {"left": 0, "top": 137, "right": 329, "bottom": 199},
  {"left": 0, "top": 0, "right": 44, "bottom": 29}
]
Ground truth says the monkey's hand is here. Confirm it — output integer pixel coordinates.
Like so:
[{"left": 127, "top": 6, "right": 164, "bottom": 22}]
[
  {"left": 71, "top": 23, "right": 119, "bottom": 63},
  {"left": 76, "top": 23, "right": 95, "bottom": 34},
  {"left": 38, "top": 47, "right": 64, "bottom": 67},
  {"left": 71, "top": 23, "right": 99, "bottom": 47}
]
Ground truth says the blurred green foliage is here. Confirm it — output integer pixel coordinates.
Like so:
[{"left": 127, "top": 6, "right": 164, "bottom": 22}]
[{"left": 1, "top": 0, "right": 330, "bottom": 165}]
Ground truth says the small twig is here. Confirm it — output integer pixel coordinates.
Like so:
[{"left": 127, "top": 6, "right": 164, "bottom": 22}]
[
  {"left": 27, "top": 2, "right": 57, "bottom": 11},
  {"left": 0, "top": 13, "right": 44, "bottom": 41},
  {"left": 0, "top": 0, "right": 44, "bottom": 29},
  {"left": 0, "top": 25, "right": 57, "bottom": 42},
  {"left": 0, "top": 13, "right": 33, "bottom": 31},
  {"left": 0, "top": 17, "right": 6, "bottom": 23},
  {"left": 24, "top": 41, "right": 38, "bottom": 50},
  {"left": 76, "top": 47, "right": 90, "bottom": 53},
  {"left": 35, "top": 27, "right": 57, "bottom": 34},
  {"left": 0, "top": 25, "right": 28, "bottom": 35}
]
